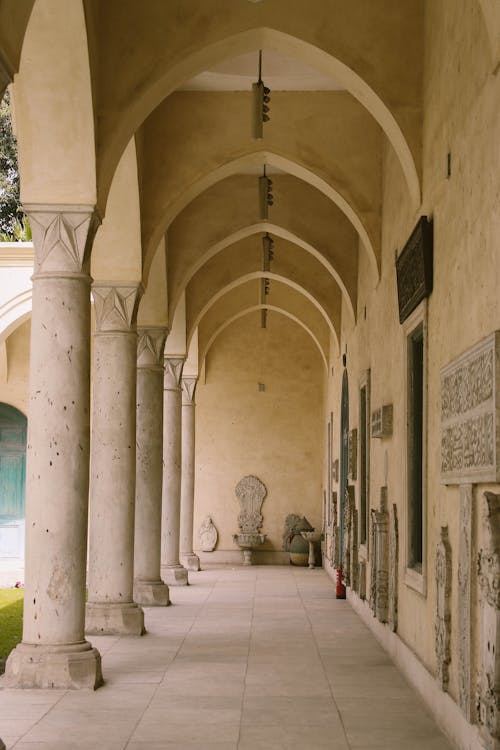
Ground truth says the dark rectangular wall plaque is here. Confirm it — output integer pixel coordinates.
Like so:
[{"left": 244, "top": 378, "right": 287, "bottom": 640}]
[{"left": 396, "top": 217, "right": 433, "bottom": 323}]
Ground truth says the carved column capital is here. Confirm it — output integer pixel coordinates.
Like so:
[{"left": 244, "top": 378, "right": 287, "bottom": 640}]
[
  {"left": 137, "top": 327, "right": 168, "bottom": 369},
  {"left": 181, "top": 376, "right": 198, "bottom": 406},
  {"left": 92, "top": 282, "right": 142, "bottom": 333},
  {"left": 164, "top": 356, "right": 185, "bottom": 390},
  {"left": 26, "top": 204, "right": 100, "bottom": 276}
]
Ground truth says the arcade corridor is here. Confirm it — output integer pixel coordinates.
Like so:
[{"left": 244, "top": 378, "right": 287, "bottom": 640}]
[{"left": 0, "top": 566, "right": 453, "bottom": 750}]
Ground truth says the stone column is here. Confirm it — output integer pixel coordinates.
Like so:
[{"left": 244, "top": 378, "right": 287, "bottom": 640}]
[
  {"left": 180, "top": 376, "right": 200, "bottom": 571},
  {"left": 86, "top": 282, "right": 145, "bottom": 635},
  {"left": 133, "top": 328, "right": 170, "bottom": 606},
  {"left": 4, "top": 206, "right": 102, "bottom": 689},
  {"left": 160, "top": 356, "right": 188, "bottom": 585}
]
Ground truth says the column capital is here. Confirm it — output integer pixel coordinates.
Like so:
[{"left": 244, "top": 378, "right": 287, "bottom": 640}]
[
  {"left": 164, "top": 356, "right": 185, "bottom": 390},
  {"left": 181, "top": 376, "right": 198, "bottom": 406},
  {"left": 92, "top": 282, "right": 143, "bottom": 333},
  {"left": 137, "top": 327, "right": 168, "bottom": 368},
  {"left": 25, "top": 204, "right": 100, "bottom": 276}
]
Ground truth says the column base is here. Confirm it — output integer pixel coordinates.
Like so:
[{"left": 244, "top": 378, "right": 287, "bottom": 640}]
[
  {"left": 182, "top": 553, "right": 201, "bottom": 572},
  {"left": 0, "top": 738, "right": 5, "bottom": 750},
  {"left": 85, "top": 602, "right": 145, "bottom": 636},
  {"left": 161, "top": 564, "right": 188, "bottom": 586},
  {"left": 133, "top": 579, "right": 170, "bottom": 606},
  {"left": 4, "top": 640, "right": 103, "bottom": 690}
]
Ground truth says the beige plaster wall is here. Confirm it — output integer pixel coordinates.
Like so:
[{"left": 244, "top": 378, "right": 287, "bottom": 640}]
[
  {"left": 194, "top": 311, "right": 324, "bottom": 559},
  {"left": 0, "top": 320, "right": 30, "bottom": 414},
  {"left": 322, "top": 0, "right": 499, "bottom": 717}
]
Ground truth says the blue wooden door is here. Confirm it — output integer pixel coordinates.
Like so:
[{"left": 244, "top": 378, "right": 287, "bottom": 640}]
[{"left": 0, "top": 404, "right": 27, "bottom": 558}]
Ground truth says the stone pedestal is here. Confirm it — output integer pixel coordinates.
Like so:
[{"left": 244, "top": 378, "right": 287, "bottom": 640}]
[
  {"left": 4, "top": 206, "right": 102, "bottom": 689},
  {"left": 86, "top": 282, "right": 145, "bottom": 635},
  {"left": 180, "top": 377, "right": 200, "bottom": 572},
  {"left": 133, "top": 328, "right": 170, "bottom": 606},
  {"left": 161, "top": 357, "right": 188, "bottom": 586}
]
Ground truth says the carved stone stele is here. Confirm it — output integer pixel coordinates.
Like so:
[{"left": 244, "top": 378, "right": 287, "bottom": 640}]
[
  {"left": 369, "top": 514, "right": 377, "bottom": 613},
  {"left": 458, "top": 484, "right": 474, "bottom": 721},
  {"left": 348, "top": 429, "right": 358, "bottom": 480},
  {"left": 441, "top": 331, "right": 500, "bottom": 484},
  {"left": 358, "top": 560, "right": 366, "bottom": 600},
  {"left": 370, "top": 488, "right": 389, "bottom": 623},
  {"left": 435, "top": 526, "right": 452, "bottom": 692},
  {"left": 199, "top": 516, "right": 218, "bottom": 552},
  {"left": 347, "top": 487, "right": 358, "bottom": 592},
  {"left": 477, "top": 492, "right": 500, "bottom": 746},
  {"left": 343, "top": 487, "right": 352, "bottom": 587},
  {"left": 389, "top": 503, "right": 399, "bottom": 632},
  {"left": 235, "top": 475, "right": 267, "bottom": 533}
]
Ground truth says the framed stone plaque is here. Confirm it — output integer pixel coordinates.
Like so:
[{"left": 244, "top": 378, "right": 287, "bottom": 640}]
[
  {"left": 441, "top": 331, "right": 499, "bottom": 484},
  {"left": 396, "top": 216, "right": 433, "bottom": 324}
]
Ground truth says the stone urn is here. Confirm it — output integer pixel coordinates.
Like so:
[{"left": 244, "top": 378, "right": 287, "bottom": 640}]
[
  {"left": 284, "top": 515, "right": 314, "bottom": 566},
  {"left": 232, "top": 475, "right": 267, "bottom": 565}
]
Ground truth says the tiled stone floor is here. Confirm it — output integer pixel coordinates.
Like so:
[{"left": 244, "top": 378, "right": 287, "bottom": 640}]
[{"left": 0, "top": 566, "right": 454, "bottom": 749}]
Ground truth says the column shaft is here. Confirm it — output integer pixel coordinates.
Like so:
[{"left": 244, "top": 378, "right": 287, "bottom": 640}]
[
  {"left": 161, "top": 357, "right": 188, "bottom": 585},
  {"left": 5, "top": 206, "right": 101, "bottom": 689},
  {"left": 133, "top": 328, "right": 169, "bottom": 606},
  {"left": 86, "top": 283, "right": 144, "bottom": 635},
  {"left": 180, "top": 377, "right": 200, "bottom": 571}
]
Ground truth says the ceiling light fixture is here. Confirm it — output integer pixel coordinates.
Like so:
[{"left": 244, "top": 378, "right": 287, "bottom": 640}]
[
  {"left": 262, "top": 233, "right": 274, "bottom": 272},
  {"left": 252, "top": 50, "right": 271, "bottom": 140},
  {"left": 259, "top": 165, "right": 273, "bottom": 220}
]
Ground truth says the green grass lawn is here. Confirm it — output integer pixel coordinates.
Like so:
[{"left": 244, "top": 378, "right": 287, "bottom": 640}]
[{"left": 0, "top": 589, "right": 24, "bottom": 661}]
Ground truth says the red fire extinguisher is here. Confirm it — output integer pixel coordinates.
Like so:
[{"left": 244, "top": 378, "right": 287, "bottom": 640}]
[{"left": 336, "top": 567, "right": 346, "bottom": 599}]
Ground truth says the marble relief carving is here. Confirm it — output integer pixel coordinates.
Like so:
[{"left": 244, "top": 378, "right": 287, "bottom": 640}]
[
  {"left": 369, "top": 516, "right": 377, "bottom": 612},
  {"left": 435, "top": 526, "right": 452, "bottom": 692},
  {"left": 199, "top": 516, "right": 218, "bottom": 552},
  {"left": 441, "top": 332, "right": 499, "bottom": 484},
  {"left": 477, "top": 492, "right": 500, "bottom": 745},
  {"left": 235, "top": 475, "right": 267, "bottom": 532},
  {"left": 370, "top": 488, "right": 389, "bottom": 623},
  {"left": 343, "top": 487, "right": 352, "bottom": 587},
  {"left": 389, "top": 503, "right": 399, "bottom": 633},
  {"left": 458, "top": 484, "right": 474, "bottom": 720},
  {"left": 348, "top": 429, "right": 357, "bottom": 480},
  {"left": 349, "top": 491, "right": 358, "bottom": 592}
]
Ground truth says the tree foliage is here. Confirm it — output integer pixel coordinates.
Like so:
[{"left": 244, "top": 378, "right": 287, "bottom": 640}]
[{"left": 0, "top": 90, "right": 23, "bottom": 238}]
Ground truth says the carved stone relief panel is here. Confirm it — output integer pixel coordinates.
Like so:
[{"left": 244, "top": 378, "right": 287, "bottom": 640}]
[
  {"left": 371, "top": 404, "right": 394, "bottom": 439},
  {"left": 331, "top": 525, "right": 340, "bottom": 568},
  {"left": 389, "top": 503, "right": 399, "bottom": 632},
  {"left": 358, "top": 560, "right": 366, "bottom": 600},
  {"left": 477, "top": 492, "right": 500, "bottom": 746},
  {"left": 369, "top": 515, "right": 377, "bottom": 613},
  {"left": 441, "top": 332, "right": 499, "bottom": 484},
  {"left": 371, "top": 488, "right": 389, "bottom": 623},
  {"left": 235, "top": 475, "right": 267, "bottom": 532},
  {"left": 343, "top": 486, "right": 352, "bottom": 587},
  {"left": 435, "top": 526, "right": 452, "bottom": 692},
  {"left": 458, "top": 484, "right": 474, "bottom": 721},
  {"left": 348, "top": 487, "right": 358, "bottom": 592},
  {"left": 348, "top": 429, "right": 357, "bottom": 480}
]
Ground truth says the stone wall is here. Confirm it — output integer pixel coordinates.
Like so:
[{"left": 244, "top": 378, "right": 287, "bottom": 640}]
[{"left": 194, "top": 312, "right": 324, "bottom": 559}]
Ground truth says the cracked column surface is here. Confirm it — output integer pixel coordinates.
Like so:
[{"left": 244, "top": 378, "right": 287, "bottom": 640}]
[
  {"left": 4, "top": 205, "right": 102, "bottom": 689},
  {"left": 133, "top": 327, "right": 170, "bottom": 606},
  {"left": 160, "top": 356, "right": 188, "bottom": 585},
  {"left": 180, "top": 376, "right": 200, "bottom": 571},
  {"left": 86, "top": 282, "right": 145, "bottom": 635}
]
